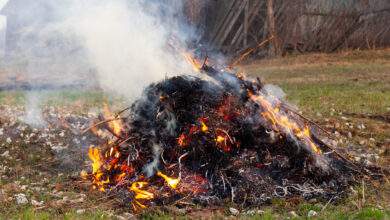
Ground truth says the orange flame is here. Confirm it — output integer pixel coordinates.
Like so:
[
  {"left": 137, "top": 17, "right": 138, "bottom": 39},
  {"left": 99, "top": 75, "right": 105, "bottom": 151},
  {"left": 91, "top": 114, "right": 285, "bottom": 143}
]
[
  {"left": 129, "top": 181, "right": 154, "bottom": 210},
  {"left": 216, "top": 135, "right": 225, "bottom": 143},
  {"left": 157, "top": 171, "right": 180, "bottom": 189},
  {"left": 115, "top": 172, "right": 127, "bottom": 182},
  {"left": 198, "top": 118, "right": 209, "bottom": 133},
  {"left": 103, "top": 103, "right": 123, "bottom": 136},
  {"left": 200, "top": 121, "right": 208, "bottom": 133},
  {"left": 183, "top": 52, "right": 203, "bottom": 72},
  {"left": 88, "top": 147, "right": 102, "bottom": 174},
  {"left": 88, "top": 147, "right": 111, "bottom": 191},
  {"left": 130, "top": 182, "right": 154, "bottom": 200},
  {"left": 249, "top": 93, "right": 322, "bottom": 154}
]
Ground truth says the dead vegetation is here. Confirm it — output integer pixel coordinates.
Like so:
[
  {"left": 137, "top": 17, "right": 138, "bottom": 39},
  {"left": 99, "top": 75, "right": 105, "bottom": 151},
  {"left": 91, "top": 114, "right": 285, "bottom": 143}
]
[{"left": 0, "top": 49, "right": 389, "bottom": 219}]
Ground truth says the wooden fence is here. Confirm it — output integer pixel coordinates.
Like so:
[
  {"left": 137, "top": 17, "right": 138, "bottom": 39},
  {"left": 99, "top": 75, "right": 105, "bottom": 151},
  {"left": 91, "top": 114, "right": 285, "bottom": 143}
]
[{"left": 184, "top": 0, "right": 390, "bottom": 58}]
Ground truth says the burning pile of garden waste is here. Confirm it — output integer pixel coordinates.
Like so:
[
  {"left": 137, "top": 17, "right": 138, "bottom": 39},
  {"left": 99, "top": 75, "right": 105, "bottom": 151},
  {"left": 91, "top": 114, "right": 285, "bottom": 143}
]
[{"left": 81, "top": 53, "right": 383, "bottom": 212}]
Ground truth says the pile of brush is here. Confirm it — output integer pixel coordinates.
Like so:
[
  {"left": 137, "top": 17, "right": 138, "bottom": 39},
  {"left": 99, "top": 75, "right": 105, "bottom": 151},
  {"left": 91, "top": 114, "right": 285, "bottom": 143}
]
[{"left": 84, "top": 62, "right": 381, "bottom": 210}]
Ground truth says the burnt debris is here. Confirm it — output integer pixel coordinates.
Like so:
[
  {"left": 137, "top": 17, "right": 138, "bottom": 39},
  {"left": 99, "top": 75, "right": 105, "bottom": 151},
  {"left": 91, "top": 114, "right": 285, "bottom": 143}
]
[{"left": 84, "top": 63, "right": 381, "bottom": 210}]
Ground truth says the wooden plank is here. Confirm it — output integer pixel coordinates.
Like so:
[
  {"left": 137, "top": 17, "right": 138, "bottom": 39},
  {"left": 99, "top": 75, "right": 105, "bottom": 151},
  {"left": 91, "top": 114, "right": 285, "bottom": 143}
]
[
  {"left": 215, "top": 0, "right": 249, "bottom": 48},
  {"left": 230, "top": 0, "right": 264, "bottom": 49},
  {"left": 211, "top": 1, "right": 242, "bottom": 46},
  {"left": 210, "top": 1, "right": 237, "bottom": 44},
  {"left": 244, "top": 1, "right": 249, "bottom": 47}
]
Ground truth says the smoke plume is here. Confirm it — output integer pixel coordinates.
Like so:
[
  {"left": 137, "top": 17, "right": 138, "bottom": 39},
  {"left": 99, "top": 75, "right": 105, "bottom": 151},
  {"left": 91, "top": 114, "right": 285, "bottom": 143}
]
[
  {"left": 64, "top": 0, "right": 193, "bottom": 98},
  {"left": 3, "top": 0, "right": 194, "bottom": 126}
]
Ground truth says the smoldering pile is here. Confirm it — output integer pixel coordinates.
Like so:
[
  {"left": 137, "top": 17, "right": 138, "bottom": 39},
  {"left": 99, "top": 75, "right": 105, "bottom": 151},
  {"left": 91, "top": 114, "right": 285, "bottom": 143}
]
[{"left": 85, "top": 64, "right": 380, "bottom": 211}]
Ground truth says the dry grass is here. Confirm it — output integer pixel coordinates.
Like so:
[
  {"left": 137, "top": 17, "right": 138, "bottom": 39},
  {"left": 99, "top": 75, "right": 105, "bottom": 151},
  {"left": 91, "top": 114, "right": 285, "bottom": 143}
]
[{"left": 0, "top": 49, "right": 389, "bottom": 219}]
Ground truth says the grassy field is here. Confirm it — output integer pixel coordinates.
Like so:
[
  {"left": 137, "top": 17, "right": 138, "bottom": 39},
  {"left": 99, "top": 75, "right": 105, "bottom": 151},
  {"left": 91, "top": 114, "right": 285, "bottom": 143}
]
[{"left": 0, "top": 49, "right": 389, "bottom": 219}]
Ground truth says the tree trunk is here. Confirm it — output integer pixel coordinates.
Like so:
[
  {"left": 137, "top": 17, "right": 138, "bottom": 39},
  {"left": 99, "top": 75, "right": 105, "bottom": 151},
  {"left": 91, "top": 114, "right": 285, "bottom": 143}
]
[{"left": 267, "top": 0, "right": 281, "bottom": 56}]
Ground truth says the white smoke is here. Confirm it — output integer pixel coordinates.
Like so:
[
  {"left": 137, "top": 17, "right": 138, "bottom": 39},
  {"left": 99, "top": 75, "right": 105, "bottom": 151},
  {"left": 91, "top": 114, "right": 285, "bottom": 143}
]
[
  {"left": 0, "top": 15, "right": 6, "bottom": 57},
  {"left": 263, "top": 84, "right": 286, "bottom": 100},
  {"left": 143, "top": 143, "right": 163, "bottom": 177},
  {"left": 64, "top": 0, "right": 193, "bottom": 99},
  {"left": 4, "top": 0, "right": 194, "bottom": 126},
  {"left": 22, "top": 91, "right": 47, "bottom": 128}
]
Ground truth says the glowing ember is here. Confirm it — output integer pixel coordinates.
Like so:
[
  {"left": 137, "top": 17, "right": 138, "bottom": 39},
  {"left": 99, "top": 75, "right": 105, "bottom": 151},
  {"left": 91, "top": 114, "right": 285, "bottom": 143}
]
[{"left": 177, "top": 133, "right": 188, "bottom": 147}]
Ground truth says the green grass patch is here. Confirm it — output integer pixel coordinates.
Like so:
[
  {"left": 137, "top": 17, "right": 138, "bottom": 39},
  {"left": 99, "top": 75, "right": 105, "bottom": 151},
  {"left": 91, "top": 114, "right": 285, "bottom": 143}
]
[
  {"left": 281, "top": 82, "right": 390, "bottom": 116},
  {"left": 0, "top": 207, "right": 111, "bottom": 220},
  {"left": 350, "top": 207, "right": 389, "bottom": 220}
]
